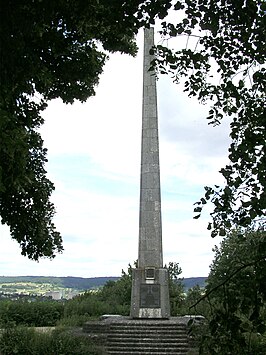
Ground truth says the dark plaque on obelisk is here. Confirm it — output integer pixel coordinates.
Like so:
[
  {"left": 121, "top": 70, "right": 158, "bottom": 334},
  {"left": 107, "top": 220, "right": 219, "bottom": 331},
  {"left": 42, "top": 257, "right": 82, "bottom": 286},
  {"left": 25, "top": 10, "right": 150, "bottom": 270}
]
[
  {"left": 140, "top": 284, "right": 160, "bottom": 308},
  {"left": 130, "top": 28, "right": 170, "bottom": 319}
]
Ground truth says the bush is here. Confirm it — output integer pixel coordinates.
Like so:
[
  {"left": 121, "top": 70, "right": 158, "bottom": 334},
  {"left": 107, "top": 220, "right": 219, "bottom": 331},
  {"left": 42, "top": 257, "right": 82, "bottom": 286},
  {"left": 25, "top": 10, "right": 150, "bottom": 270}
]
[
  {"left": 57, "top": 314, "right": 93, "bottom": 327},
  {"left": 0, "top": 326, "right": 105, "bottom": 355},
  {"left": 0, "top": 326, "right": 37, "bottom": 355},
  {"left": 64, "top": 291, "right": 128, "bottom": 318},
  {"left": 0, "top": 300, "right": 64, "bottom": 327}
]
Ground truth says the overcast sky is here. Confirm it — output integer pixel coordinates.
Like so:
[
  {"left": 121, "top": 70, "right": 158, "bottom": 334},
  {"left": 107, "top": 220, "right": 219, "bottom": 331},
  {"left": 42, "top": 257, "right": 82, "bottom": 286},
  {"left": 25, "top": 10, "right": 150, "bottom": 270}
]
[{"left": 0, "top": 29, "right": 231, "bottom": 279}]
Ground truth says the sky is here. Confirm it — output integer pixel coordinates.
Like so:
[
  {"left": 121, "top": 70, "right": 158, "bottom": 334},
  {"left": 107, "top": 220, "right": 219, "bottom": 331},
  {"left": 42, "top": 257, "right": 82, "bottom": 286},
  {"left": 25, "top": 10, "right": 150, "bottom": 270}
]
[{"left": 0, "top": 29, "right": 231, "bottom": 279}]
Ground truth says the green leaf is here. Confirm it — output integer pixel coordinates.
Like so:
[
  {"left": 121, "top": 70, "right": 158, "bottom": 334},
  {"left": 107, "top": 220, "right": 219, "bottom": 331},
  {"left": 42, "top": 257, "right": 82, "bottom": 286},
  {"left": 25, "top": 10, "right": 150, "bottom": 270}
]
[
  {"left": 219, "top": 229, "right": 226, "bottom": 237},
  {"left": 201, "top": 198, "right": 207, "bottom": 204},
  {"left": 193, "top": 214, "right": 201, "bottom": 219},
  {"left": 194, "top": 207, "right": 202, "bottom": 213}
]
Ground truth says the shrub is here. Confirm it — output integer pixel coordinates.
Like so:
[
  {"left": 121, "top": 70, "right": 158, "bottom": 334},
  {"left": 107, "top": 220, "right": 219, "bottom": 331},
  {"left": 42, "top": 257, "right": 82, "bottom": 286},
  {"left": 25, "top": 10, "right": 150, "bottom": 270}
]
[
  {"left": 0, "top": 326, "right": 105, "bottom": 355},
  {"left": 57, "top": 314, "right": 92, "bottom": 327},
  {"left": 0, "top": 300, "right": 64, "bottom": 327},
  {"left": 64, "top": 292, "right": 127, "bottom": 318},
  {"left": 0, "top": 326, "right": 37, "bottom": 355}
]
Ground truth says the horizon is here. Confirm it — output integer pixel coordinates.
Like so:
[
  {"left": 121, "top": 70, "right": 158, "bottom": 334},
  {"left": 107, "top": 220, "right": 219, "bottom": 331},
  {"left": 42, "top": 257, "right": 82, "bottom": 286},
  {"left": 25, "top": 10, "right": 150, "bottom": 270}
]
[{"left": 0, "top": 274, "right": 207, "bottom": 279}]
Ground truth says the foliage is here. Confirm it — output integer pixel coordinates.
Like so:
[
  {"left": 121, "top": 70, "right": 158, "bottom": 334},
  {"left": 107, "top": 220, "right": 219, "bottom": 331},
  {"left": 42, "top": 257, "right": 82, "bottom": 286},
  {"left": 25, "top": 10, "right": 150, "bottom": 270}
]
[
  {"left": 167, "top": 261, "right": 185, "bottom": 315},
  {"left": 57, "top": 314, "right": 94, "bottom": 327},
  {"left": 0, "top": 0, "right": 172, "bottom": 259},
  {"left": 63, "top": 291, "right": 119, "bottom": 319},
  {"left": 0, "top": 326, "right": 104, "bottom": 355},
  {"left": 98, "top": 263, "right": 135, "bottom": 313},
  {"left": 64, "top": 261, "right": 187, "bottom": 318},
  {"left": 150, "top": 0, "right": 266, "bottom": 236},
  {"left": 50, "top": 327, "right": 105, "bottom": 355},
  {"left": 184, "top": 285, "right": 208, "bottom": 316},
  {"left": 182, "top": 277, "right": 206, "bottom": 291},
  {"left": 3, "top": 0, "right": 264, "bottom": 259},
  {"left": 0, "top": 299, "right": 64, "bottom": 327},
  {"left": 0, "top": 326, "right": 37, "bottom": 355},
  {"left": 63, "top": 264, "right": 135, "bottom": 319},
  {"left": 198, "top": 229, "right": 266, "bottom": 354}
]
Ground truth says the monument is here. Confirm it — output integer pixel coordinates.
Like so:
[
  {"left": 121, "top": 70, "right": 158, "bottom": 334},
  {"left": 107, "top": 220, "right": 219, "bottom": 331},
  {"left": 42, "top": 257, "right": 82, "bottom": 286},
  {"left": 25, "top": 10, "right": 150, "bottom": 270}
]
[
  {"left": 130, "top": 28, "right": 170, "bottom": 319},
  {"left": 83, "top": 27, "right": 197, "bottom": 353}
]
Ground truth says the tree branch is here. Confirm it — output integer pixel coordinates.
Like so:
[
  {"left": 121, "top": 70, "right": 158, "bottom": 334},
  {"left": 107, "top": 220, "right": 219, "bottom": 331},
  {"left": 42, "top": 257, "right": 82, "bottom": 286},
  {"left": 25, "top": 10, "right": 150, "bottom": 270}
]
[{"left": 190, "top": 254, "right": 266, "bottom": 309}]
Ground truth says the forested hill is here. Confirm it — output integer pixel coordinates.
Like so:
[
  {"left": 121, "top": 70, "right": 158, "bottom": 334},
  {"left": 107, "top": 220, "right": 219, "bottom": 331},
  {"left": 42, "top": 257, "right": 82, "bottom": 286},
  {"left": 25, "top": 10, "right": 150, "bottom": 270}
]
[
  {"left": 0, "top": 276, "right": 206, "bottom": 290},
  {"left": 0, "top": 276, "right": 119, "bottom": 290},
  {"left": 182, "top": 277, "right": 206, "bottom": 290}
]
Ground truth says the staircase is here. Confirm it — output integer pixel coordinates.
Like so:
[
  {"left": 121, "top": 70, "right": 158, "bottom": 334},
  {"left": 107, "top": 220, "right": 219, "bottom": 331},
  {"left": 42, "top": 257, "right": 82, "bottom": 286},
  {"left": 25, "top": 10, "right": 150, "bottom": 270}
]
[
  {"left": 83, "top": 317, "right": 198, "bottom": 355},
  {"left": 106, "top": 321, "right": 189, "bottom": 355}
]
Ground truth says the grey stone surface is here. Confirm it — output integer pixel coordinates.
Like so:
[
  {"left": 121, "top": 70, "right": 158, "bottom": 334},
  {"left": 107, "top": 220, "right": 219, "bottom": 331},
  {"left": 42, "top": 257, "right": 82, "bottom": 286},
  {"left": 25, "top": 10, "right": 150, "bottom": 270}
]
[
  {"left": 83, "top": 316, "right": 196, "bottom": 354},
  {"left": 85, "top": 316, "right": 192, "bottom": 325},
  {"left": 130, "top": 27, "right": 170, "bottom": 319},
  {"left": 138, "top": 27, "right": 163, "bottom": 269},
  {"left": 131, "top": 268, "right": 170, "bottom": 319}
]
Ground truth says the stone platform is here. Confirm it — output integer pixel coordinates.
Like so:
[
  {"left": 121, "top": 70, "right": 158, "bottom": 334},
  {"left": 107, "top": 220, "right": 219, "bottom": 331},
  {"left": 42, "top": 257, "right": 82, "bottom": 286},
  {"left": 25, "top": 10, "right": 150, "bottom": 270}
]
[{"left": 83, "top": 316, "right": 200, "bottom": 354}]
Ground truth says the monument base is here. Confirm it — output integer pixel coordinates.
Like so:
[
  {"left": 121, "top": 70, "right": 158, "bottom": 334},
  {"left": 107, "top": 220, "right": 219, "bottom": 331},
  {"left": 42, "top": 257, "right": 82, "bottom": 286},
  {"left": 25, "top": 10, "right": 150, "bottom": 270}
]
[{"left": 130, "top": 267, "right": 170, "bottom": 319}]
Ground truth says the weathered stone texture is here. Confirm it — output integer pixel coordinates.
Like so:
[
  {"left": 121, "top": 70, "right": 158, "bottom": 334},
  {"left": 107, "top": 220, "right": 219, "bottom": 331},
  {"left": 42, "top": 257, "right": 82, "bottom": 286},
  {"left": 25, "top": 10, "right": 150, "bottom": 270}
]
[
  {"left": 138, "top": 27, "right": 163, "bottom": 269},
  {"left": 130, "top": 28, "right": 170, "bottom": 319}
]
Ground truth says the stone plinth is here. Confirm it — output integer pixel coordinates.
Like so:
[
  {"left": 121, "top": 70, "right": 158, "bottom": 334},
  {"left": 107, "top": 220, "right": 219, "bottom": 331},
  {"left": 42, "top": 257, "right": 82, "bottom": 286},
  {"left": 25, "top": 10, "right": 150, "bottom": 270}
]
[{"left": 130, "top": 267, "right": 170, "bottom": 319}]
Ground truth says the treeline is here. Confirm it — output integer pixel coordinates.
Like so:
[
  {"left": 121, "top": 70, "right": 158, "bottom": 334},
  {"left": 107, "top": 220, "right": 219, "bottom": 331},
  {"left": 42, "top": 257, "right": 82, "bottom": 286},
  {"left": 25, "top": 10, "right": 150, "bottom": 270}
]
[
  {"left": 0, "top": 267, "right": 201, "bottom": 329},
  {"left": 0, "top": 276, "right": 120, "bottom": 290},
  {"left": 0, "top": 276, "right": 206, "bottom": 291},
  {"left": 0, "top": 230, "right": 265, "bottom": 354}
]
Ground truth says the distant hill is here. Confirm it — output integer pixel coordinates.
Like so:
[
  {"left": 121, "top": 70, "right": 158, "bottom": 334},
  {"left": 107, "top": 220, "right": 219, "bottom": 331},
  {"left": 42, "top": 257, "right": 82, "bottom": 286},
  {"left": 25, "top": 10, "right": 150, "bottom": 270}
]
[
  {"left": 0, "top": 276, "right": 119, "bottom": 290},
  {"left": 0, "top": 276, "right": 206, "bottom": 290},
  {"left": 181, "top": 277, "right": 207, "bottom": 290}
]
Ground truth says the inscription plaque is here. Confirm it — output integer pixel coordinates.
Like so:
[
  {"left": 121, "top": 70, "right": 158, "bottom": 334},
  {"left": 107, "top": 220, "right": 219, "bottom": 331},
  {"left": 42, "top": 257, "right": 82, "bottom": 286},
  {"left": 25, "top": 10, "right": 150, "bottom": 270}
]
[
  {"left": 145, "top": 268, "right": 155, "bottom": 279},
  {"left": 140, "top": 284, "right": 160, "bottom": 308}
]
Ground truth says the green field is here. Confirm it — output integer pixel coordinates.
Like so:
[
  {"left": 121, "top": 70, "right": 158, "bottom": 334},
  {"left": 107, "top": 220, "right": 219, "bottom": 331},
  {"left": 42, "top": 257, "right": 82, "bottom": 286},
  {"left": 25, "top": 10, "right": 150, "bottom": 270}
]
[{"left": 0, "top": 281, "right": 78, "bottom": 299}]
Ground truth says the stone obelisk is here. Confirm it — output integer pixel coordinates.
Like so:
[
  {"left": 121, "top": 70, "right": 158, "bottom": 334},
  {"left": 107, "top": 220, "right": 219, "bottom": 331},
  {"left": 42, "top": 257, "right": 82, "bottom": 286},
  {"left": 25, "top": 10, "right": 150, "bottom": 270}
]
[{"left": 130, "top": 28, "right": 170, "bottom": 319}]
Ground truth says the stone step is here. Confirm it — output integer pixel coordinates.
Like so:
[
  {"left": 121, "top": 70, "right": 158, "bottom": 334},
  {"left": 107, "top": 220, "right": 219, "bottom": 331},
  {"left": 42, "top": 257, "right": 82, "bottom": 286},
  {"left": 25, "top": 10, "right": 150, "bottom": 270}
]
[
  {"left": 107, "top": 344, "right": 188, "bottom": 349},
  {"left": 108, "top": 354, "right": 187, "bottom": 355},
  {"left": 108, "top": 338, "right": 187, "bottom": 344},
  {"left": 108, "top": 334, "right": 187, "bottom": 339},
  {"left": 108, "top": 330, "right": 187, "bottom": 336},
  {"left": 109, "top": 325, "right": 186, "bottom": 330},
  {"left": 107, "top": 336, "right": 187, "bottom": 344},
  {"left": 83, "top": 317, "right": 197, "bottom": 354},
  {"left": 109, "top": 327, "right": 187, "bottom": 334},
  {"left": 106, "top": 326, "right": 189, "bottom": 354},
  {"left": 106, "top": 344, "right": 189, "bottom": 355},
  {"left": 109, "top": 323, "right": 186, "bottom": 329},
  {"left": 107, "top": 349, "right": 188, "bottom": 355}
]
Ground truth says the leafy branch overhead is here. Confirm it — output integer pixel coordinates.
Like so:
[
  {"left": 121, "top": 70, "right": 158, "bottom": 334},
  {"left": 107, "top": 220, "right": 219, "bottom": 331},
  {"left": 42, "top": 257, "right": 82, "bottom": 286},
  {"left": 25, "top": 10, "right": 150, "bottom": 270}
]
[
  {"left": 0, "top": 0, "right": 265, "bottom": 259},
  {"left": 0, "top": 0, "right": 170, "bottom": 260},
  {"left": 150, "top": 0, "right": 266, "bottom": 235}
]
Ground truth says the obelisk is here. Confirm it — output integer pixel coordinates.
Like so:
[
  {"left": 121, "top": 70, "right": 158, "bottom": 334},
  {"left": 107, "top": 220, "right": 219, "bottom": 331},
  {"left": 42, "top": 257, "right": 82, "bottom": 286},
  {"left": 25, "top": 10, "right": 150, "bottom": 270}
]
[{"left": 130, "top": 28, "right": 170, "bottom": 319}]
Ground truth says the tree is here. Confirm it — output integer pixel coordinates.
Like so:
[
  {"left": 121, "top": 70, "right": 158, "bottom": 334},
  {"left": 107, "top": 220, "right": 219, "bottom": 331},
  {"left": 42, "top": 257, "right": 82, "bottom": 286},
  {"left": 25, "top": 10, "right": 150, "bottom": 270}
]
[
  {"left": 198, "top": 229, "right": 266, "bottom": 354},
  {"left": 99, "top": 263, "right": 134, "bottom": 315},
  {"left": 97, "top": 261, "right": 185, "bottom": 316},
  {"left": 185, "top": 285, "right": 207, "bottom": 316},
  {"left": 0, "top": 0, "right": 171, "bottom": 259},
  {"left": 149, "top": 0, "right": 266, "bottom": 236},
  {"left": 2, "top": 0, "right": 265, "bottom": 258},
  {"left": 167, "top": 261, "right": 185, "bottom": 315}
]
